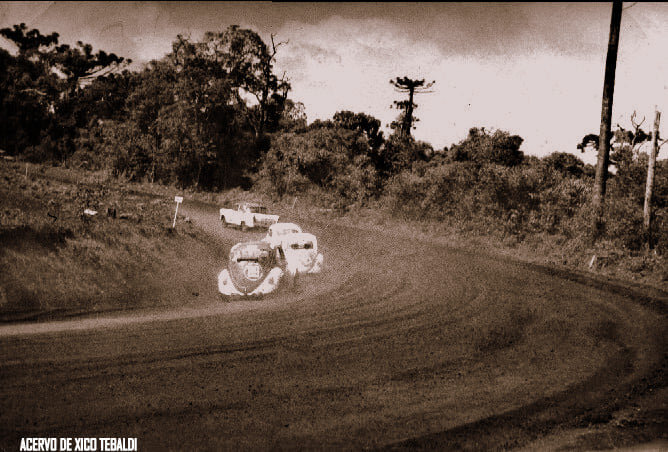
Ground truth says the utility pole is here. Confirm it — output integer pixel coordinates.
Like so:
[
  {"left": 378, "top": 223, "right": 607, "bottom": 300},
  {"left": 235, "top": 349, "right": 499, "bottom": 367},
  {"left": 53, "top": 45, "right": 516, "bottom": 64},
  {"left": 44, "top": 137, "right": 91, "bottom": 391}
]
[
  {"left": 643, "top": 108, "right": 661, "bottom": 247},
  {"left": 592, "top": 0, "right": 623, "bottom": 233}
]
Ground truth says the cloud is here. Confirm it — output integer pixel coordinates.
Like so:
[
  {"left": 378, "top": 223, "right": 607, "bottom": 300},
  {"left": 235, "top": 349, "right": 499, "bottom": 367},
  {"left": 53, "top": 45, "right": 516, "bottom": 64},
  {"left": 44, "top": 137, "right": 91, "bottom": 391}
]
[
  {"left": 1, "top": 2, "right": 666, "bottom": 162},
  {"left": 273, "top": 15, "right": 444, "bottom": 131},
  {"left": 271, "top": 12, "right": 607, "bottom": 156}
]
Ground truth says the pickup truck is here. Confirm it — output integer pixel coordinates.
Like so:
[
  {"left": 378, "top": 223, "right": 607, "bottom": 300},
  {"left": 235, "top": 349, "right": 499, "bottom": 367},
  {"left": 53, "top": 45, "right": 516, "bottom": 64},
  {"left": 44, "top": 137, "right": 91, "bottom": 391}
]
[{"left": 220, "top": 202, "right": 279, "bottom": 231}]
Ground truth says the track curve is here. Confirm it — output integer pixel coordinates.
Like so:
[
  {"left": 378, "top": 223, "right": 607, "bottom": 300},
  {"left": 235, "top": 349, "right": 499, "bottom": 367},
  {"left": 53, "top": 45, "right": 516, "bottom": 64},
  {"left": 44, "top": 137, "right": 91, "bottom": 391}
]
[{"left": 0, "top": 202, "right": 665, "bottom": 450}]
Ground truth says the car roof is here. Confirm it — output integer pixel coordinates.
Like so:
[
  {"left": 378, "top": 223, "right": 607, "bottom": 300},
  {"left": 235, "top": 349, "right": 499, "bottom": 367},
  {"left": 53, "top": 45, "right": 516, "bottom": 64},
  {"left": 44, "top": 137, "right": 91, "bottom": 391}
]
[
  {"left": 269, "top": 222, "right": 301, "bottom": 232},
  {"left": 281, "top": 232, "right": 316, "bottom": 243},
  {"left": 230, "top": 241, "right": 273, "bottom": 255}
]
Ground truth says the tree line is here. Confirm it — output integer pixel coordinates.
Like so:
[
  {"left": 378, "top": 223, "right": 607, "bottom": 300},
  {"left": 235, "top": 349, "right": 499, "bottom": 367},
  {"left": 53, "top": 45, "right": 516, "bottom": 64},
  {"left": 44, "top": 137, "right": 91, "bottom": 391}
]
[{"left": 1, "top": 23, "right": 666, "bottom": 255}]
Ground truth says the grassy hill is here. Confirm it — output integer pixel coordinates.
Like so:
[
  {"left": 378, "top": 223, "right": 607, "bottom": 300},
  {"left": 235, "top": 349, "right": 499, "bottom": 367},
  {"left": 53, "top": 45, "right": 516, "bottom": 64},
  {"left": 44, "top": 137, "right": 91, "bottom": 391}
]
[{"left": 0, "top": 160, "right": 222, "bottom": 322}]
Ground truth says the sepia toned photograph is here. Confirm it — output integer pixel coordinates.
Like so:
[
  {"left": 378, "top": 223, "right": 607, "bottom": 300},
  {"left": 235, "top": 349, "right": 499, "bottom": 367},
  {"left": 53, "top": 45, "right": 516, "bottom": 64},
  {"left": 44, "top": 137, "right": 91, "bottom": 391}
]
[{"left": 0, "top": 2, "right": 666, "bottom": 450}]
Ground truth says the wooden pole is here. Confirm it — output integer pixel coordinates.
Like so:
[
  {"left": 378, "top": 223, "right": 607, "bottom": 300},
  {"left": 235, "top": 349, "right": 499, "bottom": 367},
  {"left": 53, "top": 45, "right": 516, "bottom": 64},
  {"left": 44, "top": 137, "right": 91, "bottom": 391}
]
[
  {"left": 642, "top": 108, "right": 661, "bottom": 246},
  {"left": 592, "top": 0, "right": 623, "bottom": 232},
  {"left": 172, "top": 196, "right": 183, "bottom": 229},
  {"left": 172, "top": 201, "right": 180, "bottom": 229}
]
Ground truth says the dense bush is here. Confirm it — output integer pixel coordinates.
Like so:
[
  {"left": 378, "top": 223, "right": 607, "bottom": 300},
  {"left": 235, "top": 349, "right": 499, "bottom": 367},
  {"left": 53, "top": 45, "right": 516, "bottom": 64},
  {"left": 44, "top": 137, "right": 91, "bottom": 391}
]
[
  {"left": 377, "top": 135, "right": 434, "bottom": 176},
  {"left": 543, "top": 151, "right": 586, "bottom": 178},
  {"left": 448, "top": 127, "right": 524, "bottom": 167},
  {"left": 537, "top": 176, "right": 591, "bottom": 235},
  {"left": 380, "top": 147, "right": 666, "bottom": 257},
  {"left": 606, "top": 155, "right": 668, "bottom": 251},
  {"left": 381, "top": 161, "right": 478, "bottom": 221},
  {"left": 252, "top": 127, "right": 380, "bottom": 207}
]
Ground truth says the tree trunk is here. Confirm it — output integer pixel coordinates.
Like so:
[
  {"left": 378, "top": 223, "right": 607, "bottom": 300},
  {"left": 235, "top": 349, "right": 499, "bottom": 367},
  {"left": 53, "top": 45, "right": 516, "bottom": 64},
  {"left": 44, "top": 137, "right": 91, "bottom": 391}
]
[
  {"left": 643, "top": 108, "right": 661, "bottom": 247},
  {"left": 404, "top": 88, "right": 415, "bottom": 138},
  {"left": 592, "top": 0, "right": 623, "bottom": 233}
]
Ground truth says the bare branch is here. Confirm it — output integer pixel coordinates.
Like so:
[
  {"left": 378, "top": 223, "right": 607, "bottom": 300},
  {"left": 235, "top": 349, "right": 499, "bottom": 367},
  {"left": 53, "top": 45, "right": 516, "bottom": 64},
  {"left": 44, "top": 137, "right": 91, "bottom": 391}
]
[
  {"left": 623, "top": 2, "right": 637, "bottom": 10},
  {"left": 79, "top": 61, "right": 129, "bottom": 80},
  {"left": 20, "top": 88, "right": 47, "bottom": 96},
  {"left": 629, "top": 110, "right": 647, "bottom": 151},
  {"left": 270, "top": 34, "right": 288, "bottom": 58},
  {"left": 631, "top": 110, "right": 645, "bottom": 130}
]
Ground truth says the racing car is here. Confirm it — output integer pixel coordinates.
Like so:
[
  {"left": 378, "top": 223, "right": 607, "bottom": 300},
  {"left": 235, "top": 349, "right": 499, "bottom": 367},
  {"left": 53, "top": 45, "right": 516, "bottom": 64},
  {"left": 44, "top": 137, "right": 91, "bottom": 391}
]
[
  {"left": 262, "top": 222, "right": 303, "bottom": 249},
  {"left": 277, "top": 232, "right": 324, "bottom": 275},
  {"left": 218, "top": 241, "right": 284, "bottom": 297}
]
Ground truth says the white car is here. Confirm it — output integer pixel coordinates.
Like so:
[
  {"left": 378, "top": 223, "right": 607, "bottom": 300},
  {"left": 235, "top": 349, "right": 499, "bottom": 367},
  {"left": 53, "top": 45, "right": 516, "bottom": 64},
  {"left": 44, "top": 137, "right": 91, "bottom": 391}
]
[
  {"left": 218, "top": 241, "right": 283, "bottom": 297},
  {"left": 262, "top": 222, "right": 303, "bottom": 249},
  {"left": 219, "top": 202, "right": 280, "bottom": 231},
  {"left": 277, "top": 232, "right": 323, "bottom": 275}
]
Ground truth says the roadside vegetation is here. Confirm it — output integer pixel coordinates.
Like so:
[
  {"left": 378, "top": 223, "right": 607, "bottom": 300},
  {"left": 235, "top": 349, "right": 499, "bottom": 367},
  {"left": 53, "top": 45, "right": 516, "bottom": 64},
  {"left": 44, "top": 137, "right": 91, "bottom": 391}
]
[
  {"left": 0, "top": 160, "right": 222, "bottom": 321},
  {"left": 0, "top": 21, "right": 666, "bottom": 317}
]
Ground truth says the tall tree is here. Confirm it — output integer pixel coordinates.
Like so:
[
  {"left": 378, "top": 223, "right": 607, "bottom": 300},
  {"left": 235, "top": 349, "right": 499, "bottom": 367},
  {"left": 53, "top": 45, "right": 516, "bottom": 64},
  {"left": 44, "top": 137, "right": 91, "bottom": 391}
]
[
  {"left": 592, "top": 0, "right": 623, "bottom": 232},
  {"left": 52, "top": 41, "right": 131, "bottom": 96},
  {"left": 197, "top": 26, "right": 290, "bottom": 139},
  {"left": 0, "top": 24, "right": 62, "bottom": 102},
  {"left": 1, "top": 23, "right": 133, "bottom": 162},
  {"left": 389, "top": 76, "right": 434, "bottom": 138},
  {"left": 0, "top": 25, "right": 62, "bottom": 156},
  {"left": 165, "top": 34, "right": 248, "bottom": 187},
  {"left": 0, "top": 23, "right": 59, "bottom": 57}
]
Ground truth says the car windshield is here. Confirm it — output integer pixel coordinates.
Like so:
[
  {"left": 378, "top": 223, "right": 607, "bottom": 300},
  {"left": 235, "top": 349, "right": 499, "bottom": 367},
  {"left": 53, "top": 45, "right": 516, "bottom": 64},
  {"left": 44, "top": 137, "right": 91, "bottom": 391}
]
[
  {"left": 232, "top": 245, "right": 270, "bottom": 261},
  {"left": 248, "top": 206, "right": 267, "bottom": 214},
  {"left": 236, "top": 253, "right": 273, "bottom": 266},
  {"left": 290, "top": 242, "right": 313, "bottom": 250},
  {"left": 237, "top": 257, "right": 259, "bottom": 262}
]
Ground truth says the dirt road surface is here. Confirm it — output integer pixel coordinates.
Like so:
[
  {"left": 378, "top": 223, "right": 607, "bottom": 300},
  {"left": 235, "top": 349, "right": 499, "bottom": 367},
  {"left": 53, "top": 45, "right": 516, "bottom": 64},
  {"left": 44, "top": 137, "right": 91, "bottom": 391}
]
[{"left": 1, "top": 201, "right": 665, "bottom": 450}]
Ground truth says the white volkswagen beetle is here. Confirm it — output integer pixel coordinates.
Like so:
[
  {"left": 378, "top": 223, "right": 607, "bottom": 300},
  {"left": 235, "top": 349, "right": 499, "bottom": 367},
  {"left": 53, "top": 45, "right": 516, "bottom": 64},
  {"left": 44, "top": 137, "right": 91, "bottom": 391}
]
[
  {"left": 218, "top": 241, "right": 284, "bottom": 297},
  {"left": 263, "top": 222, "right": 303, "bottom": 249},
  {"left": 277, "top": 232, "right": 323, "bottom": 275}
]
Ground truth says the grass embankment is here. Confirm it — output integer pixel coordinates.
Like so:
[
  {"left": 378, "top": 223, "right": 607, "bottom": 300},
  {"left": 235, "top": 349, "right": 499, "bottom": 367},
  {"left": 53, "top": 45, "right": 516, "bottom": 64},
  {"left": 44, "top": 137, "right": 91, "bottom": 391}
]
[{"left": 0, "top": 161, "right": 222, "bottom": 322}]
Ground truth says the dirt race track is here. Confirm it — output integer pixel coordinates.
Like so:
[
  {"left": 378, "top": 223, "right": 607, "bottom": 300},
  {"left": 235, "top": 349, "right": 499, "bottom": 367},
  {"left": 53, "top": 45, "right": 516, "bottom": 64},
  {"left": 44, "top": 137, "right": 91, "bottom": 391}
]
[{"left": 0, "top": 202, "right": 666, "bottom": 450}]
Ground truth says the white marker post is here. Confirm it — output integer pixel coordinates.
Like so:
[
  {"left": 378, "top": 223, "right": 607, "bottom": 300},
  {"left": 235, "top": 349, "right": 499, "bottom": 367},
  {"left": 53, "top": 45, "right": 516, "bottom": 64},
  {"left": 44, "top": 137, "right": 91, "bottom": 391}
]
[{"left": 173, "top": 196, "right": 183, "bottom": 228}]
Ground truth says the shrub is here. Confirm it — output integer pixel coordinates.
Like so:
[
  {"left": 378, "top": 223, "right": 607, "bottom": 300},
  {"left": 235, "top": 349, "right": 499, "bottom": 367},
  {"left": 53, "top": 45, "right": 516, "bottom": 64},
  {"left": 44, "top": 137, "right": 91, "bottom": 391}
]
[
  {"left": 448, "top": 127, "right": 524, "bottom": 167},
  {"left": 252, "top": 128, "right": 381, "bottom": 204},
  {"left": 539, "top": 177, "right": 591, "bottom": 234},
  {"left": 543, "top": 152, "right": 585, "bottom": 178}
]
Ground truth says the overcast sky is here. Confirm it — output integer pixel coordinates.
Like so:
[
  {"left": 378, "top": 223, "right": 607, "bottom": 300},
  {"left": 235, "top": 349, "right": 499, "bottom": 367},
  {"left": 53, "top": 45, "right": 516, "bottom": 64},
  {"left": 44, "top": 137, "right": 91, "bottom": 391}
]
[{"left": 1, "top": 2, "right": 667, "bottom": 164}]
